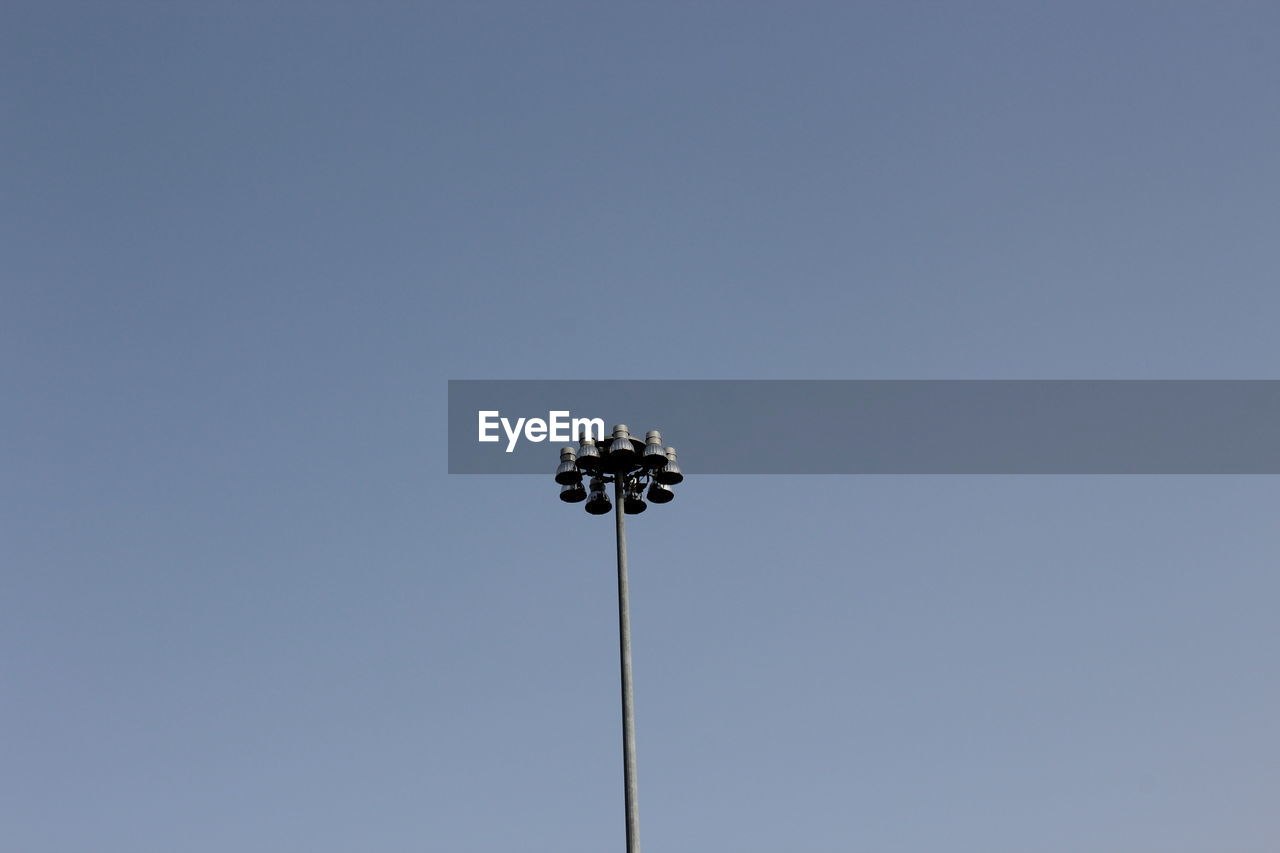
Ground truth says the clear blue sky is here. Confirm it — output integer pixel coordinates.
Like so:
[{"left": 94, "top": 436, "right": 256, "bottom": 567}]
[{"left": 4, "top": 3, "right": 1279, "bottom": 851}]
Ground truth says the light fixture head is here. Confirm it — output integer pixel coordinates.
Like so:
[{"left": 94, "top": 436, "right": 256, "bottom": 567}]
[
  {"left": 554, "top": 446, "right": 583, "bottom": 485},
  {"left": 605, "top": 424, "right": 639, "bottom": 470},
  {"left": 559, "top": 481, "right": 587, "bottom": 503},
  {"left": 584, "top": 478, "right": 612, "bottom": 515},
  {"left": 641, "top": 430, "right": 667, "bottom": 469},
  {"left": 623, "top": 481, "right": 648, "bottom": 514},
  {"left": 576, "top": 432, "right": 603, "bottom": 473},
  {"left": 646, "top": 480, "right": 675, "bottom": 504},
  {"left": 654, "top": 446, "right": 683, "bottom": 485}
]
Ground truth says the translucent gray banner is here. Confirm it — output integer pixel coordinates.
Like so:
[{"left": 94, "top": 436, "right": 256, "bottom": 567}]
[{"left": 447, "top": 380, "right": 1280, "bottom": 474}]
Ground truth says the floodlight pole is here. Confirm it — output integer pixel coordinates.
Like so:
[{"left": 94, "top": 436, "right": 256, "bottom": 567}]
[
  {"left": 555, "top": 427, "right": 683, "bottom": 852},
  {"left": 613, "top": 475, "right": 641, "bottom": 853}
]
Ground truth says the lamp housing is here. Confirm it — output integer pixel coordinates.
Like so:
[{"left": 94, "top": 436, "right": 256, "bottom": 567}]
[
  {"left": 559, "top": 482, "right": 587, "bottom": 503},
  {"left": 641, "top": 430, "right": 667, "bottom": 469},
  {"left": 646, "top": 481, "right": 675, "bottom": 504},
  {"left": 584, "top": 478, "right": 612, "bottom": 515},
  {"left": 654, "top": 446, "right": 684, "bottom": 485},
  {"left": 576, "top": 434, "right": 603, "bottom": 473},
  {"left": 554, "top": 446, "right": 583, "bottom": 485}
]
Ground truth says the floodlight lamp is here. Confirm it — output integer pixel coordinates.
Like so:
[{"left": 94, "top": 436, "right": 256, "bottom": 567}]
[
  {"left": 641, "top": 430, "right": 667, "bottom": 469},
  {"left": 585, "top": 478, "right": 612, "bottom": 515},
  {"left": 654, "top": 446, "right": 683, "bottom": 485},
  {"left": 606, "top": 424, "right": 638, "bottom": 468},
  {"left": 554, "top": 446, "right": 583, "bottom": 485},
  {"left": 623, "top": 483, "right": 648, "bottom": 515},
  {"left": 646, "top": 481, "right": 675, "bottom": 504},
  {"left": 576, "top": 433, "right": 603, "bottom": 473},
  {"left": 559, "top": 481, "right": 587, "bottom": 503}
]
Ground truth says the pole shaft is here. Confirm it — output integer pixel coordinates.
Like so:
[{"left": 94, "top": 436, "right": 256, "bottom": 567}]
[{"left": 614, "top": 476, "right": 641, "bottom": 853}]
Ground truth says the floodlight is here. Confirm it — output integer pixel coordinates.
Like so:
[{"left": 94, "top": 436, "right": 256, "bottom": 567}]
[
  {"left": 549, "top": 423, "right": 683, "bottom": 853},
  {"left": 646, "top": 481, "right": 674, "bottom": 504},
  {"left": 576, "top": 433, "right": 603, "bottom": 473},
  {"left": 641, "top": 430, "right": 667, "bottom": 469},
  {"left": 559, "top": 482, "right": 587, "bottom": 502},
  {"left": 623, "top": 484, "right": 647, "bottom": 515},
  {"left": 606, "top": 424, "right": 638, "bottom": 467},
  {"left": 654, "top": 446, "right": 683, "bottom": 485},
  {"left": 585, "top": 478, "right": 612, "bottom": 515},
  {"left": 554, "top": 447, "right": 583, "bottom": 485}
]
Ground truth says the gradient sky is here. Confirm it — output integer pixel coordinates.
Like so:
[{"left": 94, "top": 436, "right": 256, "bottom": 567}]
[{"left": 3, "top": 3, "right": 1279, "bottom": 851}]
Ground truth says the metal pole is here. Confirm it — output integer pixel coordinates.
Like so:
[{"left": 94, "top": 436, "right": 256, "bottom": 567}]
[{"left": 614, "top": 475, "right": 641, "bottom": 853}]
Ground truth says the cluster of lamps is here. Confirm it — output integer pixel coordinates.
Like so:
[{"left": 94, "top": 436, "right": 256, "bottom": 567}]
[{"left": 555, "top": 425, "right": 683, "bottom": 514}]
